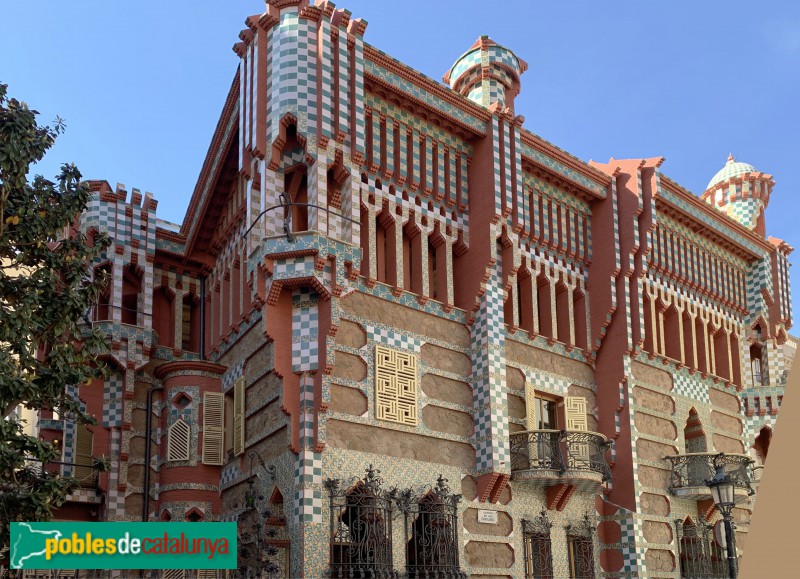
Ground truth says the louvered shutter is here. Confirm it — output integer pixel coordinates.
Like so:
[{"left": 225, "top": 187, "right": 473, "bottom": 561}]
[
  {"left": 233, "top": 377, "right": 245, "bottom": 456},
  {"left": 167, "top": 419, "right": 191, "bottom": 461},
  {"left": 163, "top": 570, "right": 187, "bottom": 579},
  {"left": 202, "top": 392, "right": 225, "bottom": 465},
  {"left": 197, "top": 571, "right": 219, "bottom": 579},
  {"left": 74, "top": 426, "right": 94, "bottom": 481}
]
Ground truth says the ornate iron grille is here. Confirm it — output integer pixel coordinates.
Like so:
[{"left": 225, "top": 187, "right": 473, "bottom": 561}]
[
  {"left": 665, "top": 453, "right": 755, "bottom": 495},
  {"left": 566, "top": 514, "right": 596, "bottom": 579},
  {"left": 398, "top": 475, "right": 466, "bottom": 579},
  {"left": 509, "top": 430, "right": 612, "bottom": 482},
  {"left": 675, "top": 520, "right": 727, "bottom": 579},
  {"left": 325, "top": 466, "right": 399, "bottom": 579},
  {"left": 522, "top": 511, "right": 554, "bottom": 579}
]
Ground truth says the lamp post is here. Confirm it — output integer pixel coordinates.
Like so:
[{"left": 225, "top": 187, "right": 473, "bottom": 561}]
[{"left": 706, "top": 459, "right": 738, "bottom": 579}]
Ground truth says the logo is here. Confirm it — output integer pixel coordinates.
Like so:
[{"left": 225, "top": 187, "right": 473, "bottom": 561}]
[{"left": 10, "top": 522, "right": 237, "bottom": 570}]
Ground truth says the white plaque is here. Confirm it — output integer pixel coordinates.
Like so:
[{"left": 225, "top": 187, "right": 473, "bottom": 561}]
[{"left": 477, "top": 509, "right": 498, "bottom": 524}]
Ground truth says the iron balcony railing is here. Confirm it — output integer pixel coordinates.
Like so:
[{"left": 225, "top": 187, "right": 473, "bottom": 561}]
[
  {"left": 509, "top": 429, "right": 612, "bottom": 483},
  {"left": 664, "top": 453, "right": 756, "bottom": 496}
]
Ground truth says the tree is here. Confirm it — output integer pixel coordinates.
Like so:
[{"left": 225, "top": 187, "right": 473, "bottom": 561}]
[{"left": 0, "top": 82, "right": 112, "bottom": 567}]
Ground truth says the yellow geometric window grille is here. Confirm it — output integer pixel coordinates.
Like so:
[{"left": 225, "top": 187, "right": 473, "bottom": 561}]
[{"left": 375, "top": 344, "right": 418, "bottom": 426}]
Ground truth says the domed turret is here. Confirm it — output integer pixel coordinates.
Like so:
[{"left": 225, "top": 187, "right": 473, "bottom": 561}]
[
  {"left": 443, "top": 36, "right": 527, "bottom": 112},
  {"left": 701, "top": 154, "right": 774, "bottom": 236}
]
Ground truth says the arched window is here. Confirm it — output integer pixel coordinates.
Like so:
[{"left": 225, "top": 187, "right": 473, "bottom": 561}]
[
  {"left": 328, "top": 474, "right": 394, "bottom": 577},
  {"left": 93, "top": 263, "right": 111, "bottom": 322},
  {"left": 404, "top": 484, "right": 462, "bottom": 578},
  {"left": 676, "top": 518, "right": 726, "bottom": 578},
  {"left": 566, "top": 514, "right": 596, "bottom": 579}
]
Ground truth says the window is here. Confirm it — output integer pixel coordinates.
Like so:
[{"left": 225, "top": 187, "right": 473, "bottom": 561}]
[
  {"left": 201, "top": 393, "right": 224, "bottom": 465},
  {"left": 535, "top": 397, "right": 558, "bottom": 430},
  {"left": 405, "top": 489, "right": 461, "bottom": 578},
  {"left": 523, "top": 511, "right": 554, "bottom": 579},
  {"left": 329, "top": 473, "right": 394, "bottom": 577},
  {"left": 676, "top": 518, "right": 726, "bottom": 578},
  {"left": 566, "top": 515, "right": 596, "bottom": 579},
  {"left": 167, "top": 419, "right": 191, "bottom": 462}
]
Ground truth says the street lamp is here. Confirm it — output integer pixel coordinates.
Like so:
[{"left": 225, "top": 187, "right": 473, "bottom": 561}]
[{"left": 706, "top": 459, "right": 738, "bottom": 579}]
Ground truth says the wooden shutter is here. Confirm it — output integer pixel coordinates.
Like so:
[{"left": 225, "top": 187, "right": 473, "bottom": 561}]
[
  {"left": 163, "top": 570, "right": 187, "bottom": 579},
  {"left": 233, "top": 377, "right": 245, "bottom": 456},
  {"left": 525, "top": 384, "right": 536, "bottom": 431},
  {"left": 74, "top": 426, "right": 94, "bottom": 481},
  {"left": 167, "top": 419, "right": 191, "bottom": 461},
  {"left": 202, "top": 392, "right": 225, "bottom": 465},
  {"left": 564, "top": 397, "right": 588, "bottom": 431}
]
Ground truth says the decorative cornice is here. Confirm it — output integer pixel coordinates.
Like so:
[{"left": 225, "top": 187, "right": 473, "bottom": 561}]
[{"left": 154, "top": 360, "right": 227, "bottom": 380}]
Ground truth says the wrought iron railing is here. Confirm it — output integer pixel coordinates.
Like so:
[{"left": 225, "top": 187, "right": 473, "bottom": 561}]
[
  {"left": 324, "top": 467, "right": 468, "bottom": 578},
  {"left": 675, "top": 519, "right": 728, "bottom": 578},
  {"left": 325, "top": 466, "right": 399, "bottom": 579},
  {"left": 30, "top": 460, "right": 100, "bottom": 489},
  {"left": 397, "top": 476, "right": 466, "bottom": 579},
  {"left": 664, "top": 453, "right": 755, "bottom": 496},
  {"left": 509, "top": 430, "right": 612, "bottom": 482},
  {"left": 522, "top": 511, "right": 554, "bottom": 579}
]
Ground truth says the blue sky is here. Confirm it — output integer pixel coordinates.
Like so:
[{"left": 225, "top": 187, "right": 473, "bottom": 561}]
[{"left": 2, "top": 0, "right": 798, "bottom": 322}]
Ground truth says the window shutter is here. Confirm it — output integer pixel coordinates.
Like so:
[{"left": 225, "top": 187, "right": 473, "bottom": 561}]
[
  {"left": 167, "top": 419, "right": 190, "bottom": 461},
  {"left": 74, "top": 426, "right": 94, "bottom": 481},
  {"left": 564, "top": 397, "right": 588, "bottom": 431},
  {"left": 163, "top": 570, "right": 187, "bottom": 579},
  {"left": 525, "top": 384, "right": 536, "bottom": 431},
  {"left": 202, "top": 392, "right": 225, "bottom": 465},
  {"left": 233, "top": 378, "right": 245, "bottom": 456}
]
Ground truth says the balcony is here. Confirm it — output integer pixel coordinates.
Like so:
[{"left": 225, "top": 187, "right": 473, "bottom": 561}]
[
  {"left": 509, "top": 429, "right": 612, "bottom": 491},
  {"left": 664, "top": 452, "right": 756, "bottom": 502}
]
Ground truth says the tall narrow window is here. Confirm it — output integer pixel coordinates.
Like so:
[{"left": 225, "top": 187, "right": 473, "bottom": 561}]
[
  {"left": 523, "top": 511, "right": 554, "bottom": 579},
  {"left": 153, "top": 287, "right": 175, "bottom": 349},
  {"left": 427, "top": 236, "right": 438, "bottom": 300},
  {"left": 121, "top": 264, "right": 142, "bottom": 325},
  {"left": 404, "top": 482, "right": 462, "bottom": 578},
  {"left": 566, "top": 515, "right": 596, "bottom": 579},
  {"left": 201, "top": 393, "right": 224, "bottom": 466},
  {"left": 182, "top": 294, "right": 200, "bottom": 353},
  {"left": 536, "top": 273, "right": 552, "bottom": 339},
  {"left": 750, "top": 343, "right": 765, "bottom": 386}
]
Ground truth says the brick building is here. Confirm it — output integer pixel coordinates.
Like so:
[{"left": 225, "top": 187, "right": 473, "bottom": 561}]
[{"left": 32, "top": 1, "right": 794, "bottom": 577}]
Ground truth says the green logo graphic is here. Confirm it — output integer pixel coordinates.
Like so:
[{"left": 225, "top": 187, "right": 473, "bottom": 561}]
[{"left": 10, "top": 522, "right": 237, "bottom": 570}]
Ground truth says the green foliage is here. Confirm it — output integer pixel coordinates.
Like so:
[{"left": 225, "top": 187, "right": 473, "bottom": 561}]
[{"left": 0, "top": 82, "right": 112, "bottom": 566}]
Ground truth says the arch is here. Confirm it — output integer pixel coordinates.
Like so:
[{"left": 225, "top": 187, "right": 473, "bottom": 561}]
[
  {"left": 153, "top": 286, "right": 176, "bottom": 349},
  {"left": 185, "top": 507, "right": 205, "bottom": 522}
]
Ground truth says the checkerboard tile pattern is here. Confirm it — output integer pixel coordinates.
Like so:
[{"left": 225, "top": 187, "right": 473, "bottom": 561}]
[{"left": 292, "top": 288, "right": 319, "bottom": 372}]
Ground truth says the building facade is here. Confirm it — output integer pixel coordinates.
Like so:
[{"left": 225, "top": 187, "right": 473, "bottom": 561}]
[{"left": 32, "top": 1, "right": 794, "bottom": 577}]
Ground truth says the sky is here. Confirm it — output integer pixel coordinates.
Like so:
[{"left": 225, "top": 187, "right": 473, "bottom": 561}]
[{"left": 2, "top": 0, "right": 799, "bottom": 321}]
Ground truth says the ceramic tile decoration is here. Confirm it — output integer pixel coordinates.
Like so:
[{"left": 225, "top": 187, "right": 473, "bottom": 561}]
[{"left": 32, "top": 2, "right": 794, "bottom": 578}]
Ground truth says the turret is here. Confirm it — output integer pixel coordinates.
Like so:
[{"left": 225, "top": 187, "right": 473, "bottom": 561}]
[
  {"left": 701, "top": 154, "right": 774, "bottom": 236},
  {"left": 443, "top": 36, "right": 527, "bottom": 113}
]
